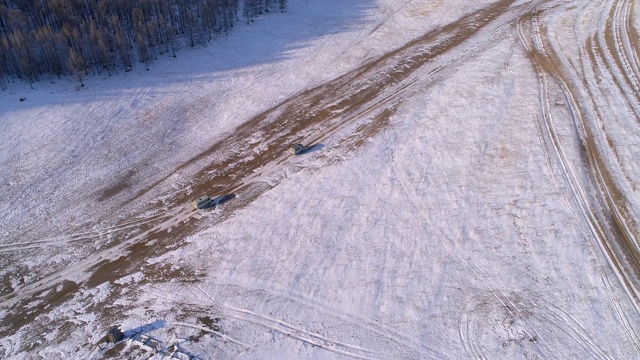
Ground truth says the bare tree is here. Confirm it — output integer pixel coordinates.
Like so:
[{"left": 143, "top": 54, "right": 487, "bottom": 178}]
[{"left": 67, "top": 47, "right": 86, "bottom": 87}]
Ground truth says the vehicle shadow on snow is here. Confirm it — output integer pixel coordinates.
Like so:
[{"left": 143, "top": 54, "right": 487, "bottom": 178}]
[
  {"left": 300, "top": 143, "right": 324, "bottom": 154},
  {"left": 199, "top": 193, "right": 236, "bottom": 209},
  {"left": 123, "top": 319, "right": 166, "bottom": 337},
  {"left": 213, "top": 193, "right": 236, "bottom": 206}
]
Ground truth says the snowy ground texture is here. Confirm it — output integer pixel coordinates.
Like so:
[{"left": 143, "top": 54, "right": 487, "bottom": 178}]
[{"left": 2, "top": 0, "right": 640, "bottom": 359}]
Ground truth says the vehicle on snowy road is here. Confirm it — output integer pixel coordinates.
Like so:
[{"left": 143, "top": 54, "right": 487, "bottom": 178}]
[
  {"left": 191, "top": 195, "right": 214, "bottom": 209},
  {"left": 289, "top": 143, "right": 306, "bottom": 155}
]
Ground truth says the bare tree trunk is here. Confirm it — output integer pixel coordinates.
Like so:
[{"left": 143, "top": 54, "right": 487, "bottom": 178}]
[{"left": 68, "top": 48, "right": 86, "bottom": 87}]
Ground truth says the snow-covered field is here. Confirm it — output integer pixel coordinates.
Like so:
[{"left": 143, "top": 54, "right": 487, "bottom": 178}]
[{"left": 1, "top": 0, "right": 640, "bottom": 359}]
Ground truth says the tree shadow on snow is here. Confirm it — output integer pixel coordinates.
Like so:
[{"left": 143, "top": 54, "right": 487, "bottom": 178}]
[{"left": 0, "top": 0, "right": 378, "bottom": 114}]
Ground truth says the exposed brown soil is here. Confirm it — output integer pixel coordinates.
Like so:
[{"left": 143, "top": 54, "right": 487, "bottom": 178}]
[{"left": 1, "top": 280, "right": 79, "bottom": 340}]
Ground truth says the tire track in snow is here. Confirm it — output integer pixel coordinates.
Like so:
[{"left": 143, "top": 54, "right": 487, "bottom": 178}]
[
  {"left": 173, "top": 321, "right": 252, "bottom": 349},
  {"left": 0, "top": 210, "right": 174, "bottom": 253},
  {"left": 513, "top": 12, "right": 576, "bottom": 216},
  {"left": 457, "top": 293, "right": 556, "bottom": 360},
  {"left": 148, "top": 285, "right": 418, "bottom": 360},
  {"left": 464, "top": 242, "right": 610, "bottom": 359},
  {"left": 389, "top": 132, "right": 553, "bottom": 359},
  {"left": 457, "top": 300, "right": 488, "bottom": 360},
  {"left": 535, "top": 2, "right": 640, "bottom": 312},
  {"left": 141, "top": 288, "right": 252, "bottom": 350},
  {"left": 577, "top": 2, "right": 640, "bottom": 190},
  {"left": 534, "top": 299, "right": 612, "bottom": 360},
  {"left": 518, "top": 1, "right": 640, "bottom": 350},
  {"left": 384, "top": 40, "right": 590, "bottom": 354},
  {"left": 0, "top": 205, "right": 195, "bottom": 307},
  {"left": 602, "top": 0, "right": 640, "bottom": 111},
  {"left": 201, "top": 281, "right": 432, "bottom": 358},
  {"left": 195, "top": 286, "right": 421, "bottom": 360},
  {"left": 458, "top": 289, "right": 611, "bottom": 360},
  {"left": 599, "top": 273, "right": 640, "bottom": 353},
  {"left": 585, "top": 0, "right": 640, "bottom": 196}
]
